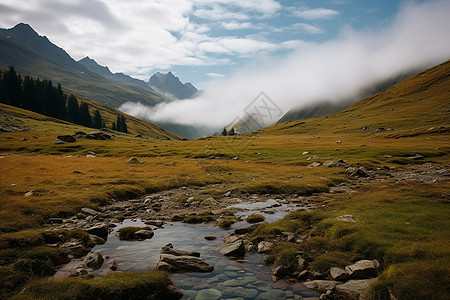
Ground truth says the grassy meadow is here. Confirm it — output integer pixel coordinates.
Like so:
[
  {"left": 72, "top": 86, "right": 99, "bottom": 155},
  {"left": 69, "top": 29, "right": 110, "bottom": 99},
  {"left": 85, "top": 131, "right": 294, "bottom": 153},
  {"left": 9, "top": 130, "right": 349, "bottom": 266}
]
[{"left": 0, "top": 60, "right": 449, "bottom": 299}]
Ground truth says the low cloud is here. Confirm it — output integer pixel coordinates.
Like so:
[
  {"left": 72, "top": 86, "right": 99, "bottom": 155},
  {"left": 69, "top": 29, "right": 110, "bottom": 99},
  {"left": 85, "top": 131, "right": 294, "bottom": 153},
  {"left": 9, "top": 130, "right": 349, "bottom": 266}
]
[{"left": 120, "top": 0, "right": 450, "bottom": 128}]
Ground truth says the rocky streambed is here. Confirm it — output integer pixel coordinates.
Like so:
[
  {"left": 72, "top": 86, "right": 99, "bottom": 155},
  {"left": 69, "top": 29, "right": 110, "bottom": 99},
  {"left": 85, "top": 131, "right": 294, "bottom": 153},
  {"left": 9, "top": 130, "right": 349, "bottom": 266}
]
[{"left": 51, "top": 193, "right": 326, "bottom": 299}]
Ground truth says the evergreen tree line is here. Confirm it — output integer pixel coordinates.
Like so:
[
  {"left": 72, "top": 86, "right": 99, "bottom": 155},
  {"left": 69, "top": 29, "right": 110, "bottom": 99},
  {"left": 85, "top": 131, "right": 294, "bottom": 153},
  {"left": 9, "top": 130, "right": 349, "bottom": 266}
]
[
  {"left": 0, "top": 66, "right": 127, "bottom": 132},
  {"left": 221, "top": 127, "right": 235, "bottom": 136}
]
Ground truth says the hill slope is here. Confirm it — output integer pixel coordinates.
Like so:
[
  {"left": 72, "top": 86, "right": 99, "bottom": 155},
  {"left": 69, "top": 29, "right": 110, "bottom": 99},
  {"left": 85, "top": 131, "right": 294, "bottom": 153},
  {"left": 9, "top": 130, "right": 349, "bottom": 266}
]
[
  {"left": 0, "top": 23, "right": 170, "bottom": 108},
  {"left": 0, "top": 98, "right": 180, "bottom": 140},
  {"left": 265, "top": 59, "right": 450, "bottom": 135}
]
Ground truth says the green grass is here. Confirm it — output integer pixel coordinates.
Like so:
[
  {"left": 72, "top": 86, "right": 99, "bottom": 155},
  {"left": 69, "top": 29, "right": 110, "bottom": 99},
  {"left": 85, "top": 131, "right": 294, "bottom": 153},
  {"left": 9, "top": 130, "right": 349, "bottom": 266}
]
[
  {"left": 0, "top": 60, "right": 449, "bottom": 299},
  {"left": 11, "top": 269, "right": 175, "bottom": 300},
  {"left": 248, "top": 181, "right": 450, "bottom": 298}
]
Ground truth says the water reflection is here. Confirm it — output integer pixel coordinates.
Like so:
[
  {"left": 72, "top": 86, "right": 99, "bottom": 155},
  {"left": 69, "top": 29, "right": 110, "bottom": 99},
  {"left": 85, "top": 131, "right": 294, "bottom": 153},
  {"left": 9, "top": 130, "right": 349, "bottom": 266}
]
[{"left": 56, "top": 199, "right": 320, "bottom": 299}]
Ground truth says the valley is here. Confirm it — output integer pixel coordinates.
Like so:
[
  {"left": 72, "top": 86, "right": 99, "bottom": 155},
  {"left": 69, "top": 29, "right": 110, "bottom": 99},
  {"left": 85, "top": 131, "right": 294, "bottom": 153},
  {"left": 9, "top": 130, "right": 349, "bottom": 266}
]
[{"left": 0, "top": 59, "right": 448, "bottom": 299}]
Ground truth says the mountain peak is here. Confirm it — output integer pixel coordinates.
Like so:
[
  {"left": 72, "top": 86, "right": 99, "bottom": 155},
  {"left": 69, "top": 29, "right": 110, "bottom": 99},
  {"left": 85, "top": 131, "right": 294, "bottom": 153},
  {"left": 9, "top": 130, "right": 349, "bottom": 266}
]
[
  {"left": 148, "top": 72, "right": 198, "bottom": 100},
  {"left": 10, "top": 23, "right": 39, "bottom": 37}
]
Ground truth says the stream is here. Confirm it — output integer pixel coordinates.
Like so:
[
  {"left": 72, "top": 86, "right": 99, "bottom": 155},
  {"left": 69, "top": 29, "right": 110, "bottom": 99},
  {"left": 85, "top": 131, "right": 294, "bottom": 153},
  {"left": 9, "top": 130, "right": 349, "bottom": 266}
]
[{"left": 55, "top": 199, "right": 320, "bottom": 300}]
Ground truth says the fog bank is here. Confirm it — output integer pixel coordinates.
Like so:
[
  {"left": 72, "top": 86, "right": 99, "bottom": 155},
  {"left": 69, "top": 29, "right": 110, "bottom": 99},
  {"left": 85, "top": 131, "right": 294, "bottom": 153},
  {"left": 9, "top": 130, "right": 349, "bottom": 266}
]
[{"left": 120, "top": 0, "right": 450, "bottom": 127}]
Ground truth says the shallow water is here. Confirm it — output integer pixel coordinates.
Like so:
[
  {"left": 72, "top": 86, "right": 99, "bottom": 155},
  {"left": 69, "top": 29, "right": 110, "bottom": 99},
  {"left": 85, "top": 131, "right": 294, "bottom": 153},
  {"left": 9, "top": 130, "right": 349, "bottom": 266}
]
[{"left": 56, "top": 199, "right": 320, "bottom": 299}]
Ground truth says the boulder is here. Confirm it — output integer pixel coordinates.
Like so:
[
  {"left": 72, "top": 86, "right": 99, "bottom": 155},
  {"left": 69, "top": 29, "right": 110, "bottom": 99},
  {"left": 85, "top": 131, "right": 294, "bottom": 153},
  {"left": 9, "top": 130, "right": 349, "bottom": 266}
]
[
  {"left": 89, "top": 234, "right": 106, "bottom": 245},
  {"left": 345, "top": 260, "right": 378, "bottom": 279},
  {"left": 109, "top": 259, "right": 118, "bottom": 271},
  {"left": 55, "top": 135, "right": 76, "bottom": 144},
  {"left": 85, "top": 131, "right": 112, "bottom": 140},
  {"left": 297, "top": 257, "right": 308, "bottom": 272},
  {"left": 156, "top": 254, "right": 214, "bottom": 272},
  {"left": 134, "top": 229, "right": 154, "bottom": 240},
  {"left": 257, "top": 241, "right": 274, "bottom": 254},
  {"left": 303, "top": 280, "right": 340, "bottom": 293},
  {"left": 234, "top": 224, "right": 258, "bottom": 234},
  {"left": 408, "top": 154, "right": 424, "bottom": 160},
  {"left": 308, "top": 162, "right": 321, "bottom": 168},
  {"left": 84, "top": 251, "right": 104, "bottom": 270},
  {"left": 297, "top": 270, "right": 310, "bottom": 281},
  {"left": 81, "top": 207, "right": 99, "bottom": 216},
  {"left": 219, "top": 240, "right": 245, "bottom": 257},
  {"left": 60, "top": 240, "right": 90, "bottom": 257},
  {"left": 24, "top": 190, "right": 38, "bottom": 196},
  {"left": 323, "top": 159, "right": 348, "bottom": 168},
  {"left": 224, "top": 235, "right": 240, "bottom": 244},
  {"left": 127, "top": 157, "right": 143, "bottom": 164},
  {"left": 204, "top": 235, "right": 216, "bottom": 241},
  {"left": 86, "top": 224, "right": 109, "bottom": 240},
  {"left": 334, "top": 278, "right": 378, "bottom": 300},
  {"left": 282, "top": 231, "right": 295, "bottom": 242},
  {"left": 330, "top": 267, "right": 349, "bottom": 281},
  {"left": 346, "top": 167, "right": 368, "bottom": 177},
  {"left": 224, "top": 187, "right": 240, "bottom": 197},
  {"left": 272, "top": 265, "right": 289, "bottom": 279},
  {"left": 336, "top": 215, "right": 356, "bottom": 223},
  {"left": 161, "top": 243, "right": 200, "bottom": 257}
]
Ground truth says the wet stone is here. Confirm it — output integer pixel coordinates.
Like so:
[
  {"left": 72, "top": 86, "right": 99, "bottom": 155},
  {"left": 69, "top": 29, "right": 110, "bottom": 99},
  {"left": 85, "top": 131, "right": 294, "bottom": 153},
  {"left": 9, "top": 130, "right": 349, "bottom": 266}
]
[
  {"left": 256, "top": 289, "right": 285, "bottom": 300},
  {"left": 222, "top": 286, "right": 259, "bottom": 299},
  {"left": 195, "top": 288, "right": 222, "bottom": 300}
]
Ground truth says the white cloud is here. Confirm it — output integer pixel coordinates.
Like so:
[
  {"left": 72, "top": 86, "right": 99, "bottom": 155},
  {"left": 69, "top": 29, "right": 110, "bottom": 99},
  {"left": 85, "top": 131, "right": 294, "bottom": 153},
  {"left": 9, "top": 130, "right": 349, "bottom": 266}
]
[
  {"left": 194, "top": 0, "right": 281, "bottom": 16},
  {"left": 221, "top": 21, "right": 254, "bottom": 30},
  {"left": 292, "top": 7, "right": 340, "bottom": 20},
  {"left": 194, "top": 4, "right": 250, "bottom": 20},
  {"left": 290, "top": 23, "right": 323, "bottom": 34},
  {"left": 120, "top": 0, "right": 450, "bottom": 127},
  {"left": 207, "top": 72, "right": 226, "bottom": 78}
]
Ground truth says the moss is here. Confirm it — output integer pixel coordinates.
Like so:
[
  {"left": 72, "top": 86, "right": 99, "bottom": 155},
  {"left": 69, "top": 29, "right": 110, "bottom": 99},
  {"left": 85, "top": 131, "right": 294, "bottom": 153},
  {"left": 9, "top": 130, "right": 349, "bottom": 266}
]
[
  {"left": 218, "top": 219, "right": 236, "bottom": 229},
  {"left": 246, "top": 214, "right": 265, "bottom": 224},
  {"left": 11, "top": 269, "right": 180, "bottom": 300},
  {"left": 182, "top": 214, "right": 215, "bottom": 224},
  {"left": 273, "top": 242, "right": 300, "bottom": 269}
]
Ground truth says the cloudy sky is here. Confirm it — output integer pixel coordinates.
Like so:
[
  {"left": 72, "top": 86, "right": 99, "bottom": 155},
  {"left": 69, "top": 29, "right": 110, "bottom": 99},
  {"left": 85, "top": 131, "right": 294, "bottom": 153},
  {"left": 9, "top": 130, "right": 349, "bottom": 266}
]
[
  {"left": 1, "top": 0, "right": 449, "bottom": 128},
  {"left": 0, "top": 0, "right": 407, "bottom": 87}
]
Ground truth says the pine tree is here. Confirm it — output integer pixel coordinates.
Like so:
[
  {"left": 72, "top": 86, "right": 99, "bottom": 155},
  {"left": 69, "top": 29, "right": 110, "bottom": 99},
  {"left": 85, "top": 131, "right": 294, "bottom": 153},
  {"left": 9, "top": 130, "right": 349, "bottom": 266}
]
[
  {"left": 115, "top": 114, "right": 128, "bottom": 133},
  {"left": 54, "top": 83, "right": 66, "bottom": 119},
  {"left": 229, "top": 127, "right": 235, "bottom": 136},
  {"left": 93, "top": 109, "right": 103, "bottom": 129},
  {"left": 221, "top": 128, "right": 227, "bottom": 136},
  {"left": 3, "top": 66, "right": 22, "bottom": 106},
  {"left": 67, "top": 94, "right": 79, "bottom": 124},
  {"left": 79, "top": 101, "right": 92, "bottom": 127},
  {"left": 112, "top": 122, "right": 116, "bottom": 131}
]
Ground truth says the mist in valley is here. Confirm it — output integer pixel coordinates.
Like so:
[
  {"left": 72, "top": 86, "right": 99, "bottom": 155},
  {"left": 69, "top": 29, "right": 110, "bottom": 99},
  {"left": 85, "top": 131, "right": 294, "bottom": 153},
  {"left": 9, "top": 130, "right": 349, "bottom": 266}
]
[{"left": 119, "top": 0, "right": 450, "bottom": 131}]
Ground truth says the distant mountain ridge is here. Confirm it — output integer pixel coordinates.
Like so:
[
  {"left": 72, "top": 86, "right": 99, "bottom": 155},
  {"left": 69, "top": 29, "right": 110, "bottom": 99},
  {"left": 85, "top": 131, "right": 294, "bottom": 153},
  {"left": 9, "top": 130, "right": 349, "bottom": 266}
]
[
  {"left": 78, "top": 56, "right": 150, "bottom": 89},
  {"left": 148, "top": 72, "right": 198, "bottom": 100},
  {"left": 0, "top": 23, "right": 170, "bottom": 108}
]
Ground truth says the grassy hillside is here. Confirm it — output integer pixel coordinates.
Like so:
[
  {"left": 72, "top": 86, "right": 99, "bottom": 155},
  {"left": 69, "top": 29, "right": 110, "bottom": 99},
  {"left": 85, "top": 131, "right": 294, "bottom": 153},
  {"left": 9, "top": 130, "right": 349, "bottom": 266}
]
[
  {"left": 0, "top": 34, "right": 171, "bottom": 108},
  {"left": 0, "top": 60, "right": 448, "bottom": 299},
  {"left": 0, "top": 99, "right": 180, "bottom": 141},
  {"left": 266, "top": 59, "right": 449, "bottom": 136}
]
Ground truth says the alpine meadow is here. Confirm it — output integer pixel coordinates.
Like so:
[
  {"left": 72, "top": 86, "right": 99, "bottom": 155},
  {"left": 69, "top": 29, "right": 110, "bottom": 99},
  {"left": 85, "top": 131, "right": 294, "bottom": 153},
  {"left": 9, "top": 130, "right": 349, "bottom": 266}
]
[{"left": 0, "top": 1, "right": 449, "bottom": 299}]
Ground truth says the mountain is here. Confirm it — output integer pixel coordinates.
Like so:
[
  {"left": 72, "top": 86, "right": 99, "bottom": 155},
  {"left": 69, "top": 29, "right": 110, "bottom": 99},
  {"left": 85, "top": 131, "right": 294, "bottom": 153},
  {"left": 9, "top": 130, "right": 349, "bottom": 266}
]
[
  {"left": 78, "top": 56, "right": 150, "bottom": 88},
  {"left": 0, "top": 23, "right": 170, "bottom": 108},
  {"left": 148, "top": 72, "right": 198, "bottom": 100},
  {"left": 264, "top": 59, "right": 450, "bottom": 135}
]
